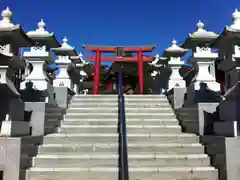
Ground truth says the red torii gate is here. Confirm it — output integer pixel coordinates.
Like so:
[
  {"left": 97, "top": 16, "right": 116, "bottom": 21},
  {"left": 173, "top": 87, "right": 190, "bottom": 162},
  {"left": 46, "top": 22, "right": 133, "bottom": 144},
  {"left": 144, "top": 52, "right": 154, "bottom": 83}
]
[{"left": 83, "top": 45, "right": 155, "bottom": 94}]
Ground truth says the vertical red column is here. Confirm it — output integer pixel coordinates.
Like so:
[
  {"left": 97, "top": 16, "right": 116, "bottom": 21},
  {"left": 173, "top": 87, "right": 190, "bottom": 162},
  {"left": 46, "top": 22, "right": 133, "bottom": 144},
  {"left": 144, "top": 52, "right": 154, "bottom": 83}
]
[
  {"left": 93, "top": 49, "right": 101, "bottom": 94},
  {"left": 137, "top": 51, "right": 144, "bottom": 94}
]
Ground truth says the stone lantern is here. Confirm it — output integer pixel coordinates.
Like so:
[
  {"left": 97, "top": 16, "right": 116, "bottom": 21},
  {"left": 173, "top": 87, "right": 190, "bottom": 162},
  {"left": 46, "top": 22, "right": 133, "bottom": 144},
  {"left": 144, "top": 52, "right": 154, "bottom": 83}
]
[
  {"left": 52, "top": 37, "right": 78, "bottom": 89},
  {"left": 212, "top": 9, "right": 240, "bottom": 92},
  {"left": 70, "top": 52, "right": 88, "bottom": 94},
  {"left": 149, "top": 53, "right": 168, "bottom": 77},
  {"left": 163, "top": 39, "right": 188, "bottom": 89},
  {"left": 0, "top": 7, "right": 33, "bottom": 136},
  {"left": 149, "top": 53, "right": 169, "bottom": 93},
  {"left": 182, "top": 20, "right": 220, "bottom": 104},
  {"left": 211, "top": 9, "right": 240, "bottom": 136},
  {"left": 21, "top": 19, "right": 60, "bottom": 91}
]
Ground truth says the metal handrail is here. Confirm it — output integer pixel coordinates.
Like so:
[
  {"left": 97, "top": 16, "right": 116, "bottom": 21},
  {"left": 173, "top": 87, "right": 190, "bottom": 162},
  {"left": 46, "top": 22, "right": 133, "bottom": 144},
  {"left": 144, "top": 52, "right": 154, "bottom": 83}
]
[{"left": 118, "top": 67, "right": 129, "bottom": 180}]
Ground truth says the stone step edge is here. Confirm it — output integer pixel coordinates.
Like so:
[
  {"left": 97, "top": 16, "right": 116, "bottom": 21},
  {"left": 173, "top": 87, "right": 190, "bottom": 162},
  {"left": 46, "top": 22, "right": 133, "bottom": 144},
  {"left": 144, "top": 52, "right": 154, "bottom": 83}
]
[
  {"left": 60, "top": 119, "right": 178, "bottom": 122},
  {"left": 72, "top": 99, "right": 168, "bottom": 101},
  {"left": 26, "top": 166, "right": 216, "bottom": 172},
  {"left": 59, "top": 125, "right": 181, "bottom": 128},
  {"left": 74, "top": 94, "right": 165, "bottom": 96},
  {"left": 70, "top": 102, "right": 170, "bottom": 104},
  {"left": 38, "top": 143, "right": 203, "bottom": 148},
  {"left": 45, "top": 133, "right": 197, "bottom": 137},
  {"left": 64, "top": 113, "right": 175, "bottom": 115},
  {"left": 73, "top": 95, "right": 167, "bottom": 98},
  {"left": 67, "top": 107, "right": 173, "bottom": 110},
  {"left": 34, "top": 154, "right": 208, "bottom": 159}
]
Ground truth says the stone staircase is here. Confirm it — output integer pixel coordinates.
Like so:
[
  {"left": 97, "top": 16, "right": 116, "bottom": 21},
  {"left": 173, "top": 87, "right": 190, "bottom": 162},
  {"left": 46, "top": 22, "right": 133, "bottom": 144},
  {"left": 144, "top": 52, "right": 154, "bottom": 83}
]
[
  {"left": 24, "top": 95, "right": 218, "bottom": 180},
  {"left": 25, "top": 95, "right": 119, "bottom": 180},
  {"left": 124, "top": 95, "right": 218, "bottom": 180}
]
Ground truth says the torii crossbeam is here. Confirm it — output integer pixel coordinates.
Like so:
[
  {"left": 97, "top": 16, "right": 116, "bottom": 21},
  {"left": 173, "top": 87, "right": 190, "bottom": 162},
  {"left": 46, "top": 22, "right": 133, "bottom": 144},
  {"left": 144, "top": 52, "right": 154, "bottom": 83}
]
[{"left": 83, "top": 45, "right": 155, "bottom": 94}]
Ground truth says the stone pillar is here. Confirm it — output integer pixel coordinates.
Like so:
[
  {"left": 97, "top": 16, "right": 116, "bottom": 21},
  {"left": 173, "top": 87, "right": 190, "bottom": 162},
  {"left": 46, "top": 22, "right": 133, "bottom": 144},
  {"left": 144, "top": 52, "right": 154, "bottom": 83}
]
[
  {"left": 53, "top": 56, "right": 71, "bottom": 88},
  {"left": 185, "top": 46, "right": 220, "bottom": 105},
  {"left": 163, "top": 39, "right": 188, "bottom": 90},
  {"left": 52, "top": 37, "right": 77, "bottom": 89},
  {"left": 21, "top": 46, "right": 51, "bottom": 90},
  {"left": 192, "top": 46, "right": 220, "bottom": 91},
  {"left": 168, "top": 57, "right": 186, "bottom": 89}
]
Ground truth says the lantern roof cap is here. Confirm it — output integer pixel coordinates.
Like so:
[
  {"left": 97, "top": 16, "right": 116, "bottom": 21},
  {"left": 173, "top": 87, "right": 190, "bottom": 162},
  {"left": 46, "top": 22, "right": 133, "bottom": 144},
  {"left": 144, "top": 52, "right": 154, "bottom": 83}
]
[
  {"left": 52, "top": 37, "right": 77, "bottom": 56},
  {"left": 70, "top": 52, "right": 89, "bottom": 66},
  {"left": 163, "top": 39, "right": 188, "bottom": 57},
  {"left": 225, "top": 9, "right": 240, "bottom": 31},
  {"left": 149, "top": 53, "right": 168, "bottom": 67},
  {"left": 182, "top": 20, "right": 218, "bottom": 49},
  {"left": 27, "top": 19, "right": 60, "bottom": 48},
  {"left": 211, "top": 9, "right": 240, "bottom": 48},
  {"left": 0, "top": 7, "right": 14, "bottom": 28},
  {"left": 0, "top": 7, "right": 33, "bottom": 47},
  {"left": 189, "top": 20, "right": 218, "bottom": 38}
]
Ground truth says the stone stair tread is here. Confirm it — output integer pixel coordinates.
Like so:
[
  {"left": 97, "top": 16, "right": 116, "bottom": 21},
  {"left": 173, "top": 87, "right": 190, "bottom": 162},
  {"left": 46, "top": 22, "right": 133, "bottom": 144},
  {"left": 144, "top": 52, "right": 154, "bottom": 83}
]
[
  {"left": 68, "top": 107, "right": 118, "bottom": 110},
  {"left": 34, "top": 154, "right": 209, "bottom": 159},
  {"left": 72, "top": 98, "right": 117, "bottom": 101},
  {"left": 45, "top": 133, "right": 197, "bottom": 137},
  {"left": 39, "top": 143, "right": 203, "bottom": 148},
  {"left": 63, "top": 118, "right": 178, "bottom": 121},
  {"left": 37, "top": 143, "right": 205, "bottom": 154},
  {"left": 27, "top": 166, "right": 216, "bottom": 172},
  {"left": 25, "top": 168, "right": 217, "bottom": 180},
  {"left": 68, "top": 107, "right": 172, "bottom": 110},
  {"left": 65, "top": 112, "right": 174, "bottom": 115},
  {"left": 60, "top": 125, "right": 180, "bottom": 128}
]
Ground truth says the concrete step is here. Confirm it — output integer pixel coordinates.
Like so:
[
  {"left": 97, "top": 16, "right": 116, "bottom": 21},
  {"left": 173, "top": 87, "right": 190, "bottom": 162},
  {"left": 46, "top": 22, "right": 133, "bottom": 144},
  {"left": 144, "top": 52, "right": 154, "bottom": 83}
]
[
  {"left": 69, "top": 102, "right": 171, "bottom": 108},
  {"left": 64, "top": 113, "right": 118, "bottom": 119},
  {"left": 44, "top": 119, "right": 61, "bottom": 127},
  {"left": 125, "top": 96, "right": 167, "bottom": 98},
  {"left": 32, "top": 154, "right": 210, "bottom": 168},
  {"left": 67, "top": 107, "right": 174, "bottom": 113},
  {"left": 125, "top": 112, "right": 176, "bottom": 118},
  {"left": 21, "top": 136, "right": 43, "bottom": 146},
  {"left": 20, "top": 155, "right": 33, "bottom": 169},
  {"left": 177, "top": 107, "right": 198, "bottom": 112},
  {"left": 71, "top": 99, "right": 118, "bottom": 104},
  {"left": 67, "top": 107, "right": 118, "bottom": 113},
  {"left": 61, "top": 119, "right": 179, "bottom": 126},
  {"left": 180, "top": 120, "right": 199, "bottom": 134},
  {"left": 125, "top": 103, "right": 171, "bottom": 108},
  {"left": 57, "top": 125, "right": 182, "bottom": 134},
  {"left": 124, "top": 95, "right": 166, "bottom": 98},
  {"left": 25, "top": 167, "right": 218, "bottom": 180},
  {"left": 73, "top": 95, "right": 118, "bottom": 99},
  {"left": 44, "top": 126, "right": 57, "bottom": 134},
  {"left": 128, "top": 167, "right": 218, "bottom": 180},
  {"left": 72, "top": 95, "right": 166, "bottom": 99},
  {"left": 45, "top": 108, "right": 65, "bottom": 113},
  {"left": 45, "top": 113, "right": 63, "bottom": 119},
  {"left": 64, "top": 112, "right": 176, "bottom": 119},
  {"left": 70, "top": 102, "right": 118, "bottom": 108},
  {"left": 43, "top": 133, "right": 199, "bottom": 144},
  {"left": 37, "top": 143, "right": 205, "bottom": 155},
  {"left": 124, "top": 99, "right": 169, "bottom": 104},
  {"left": 125, "top": 108, "right": 173, "bottom": 113}
]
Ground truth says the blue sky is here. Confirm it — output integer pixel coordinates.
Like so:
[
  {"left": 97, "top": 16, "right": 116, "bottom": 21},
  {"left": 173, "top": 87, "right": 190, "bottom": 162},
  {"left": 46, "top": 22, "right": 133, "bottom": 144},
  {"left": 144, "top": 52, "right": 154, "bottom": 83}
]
[{"left": 1, "top": 0, "right": 239, "bottom": 62}]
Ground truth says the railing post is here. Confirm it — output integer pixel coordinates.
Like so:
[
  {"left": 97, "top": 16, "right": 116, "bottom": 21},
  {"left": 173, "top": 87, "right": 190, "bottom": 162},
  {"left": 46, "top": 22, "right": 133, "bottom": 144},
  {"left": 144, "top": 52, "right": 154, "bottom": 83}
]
[{"left": 118, "top": 66, "right": 129, "bottom": 180}]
